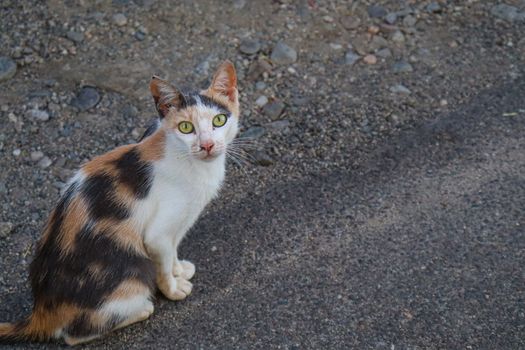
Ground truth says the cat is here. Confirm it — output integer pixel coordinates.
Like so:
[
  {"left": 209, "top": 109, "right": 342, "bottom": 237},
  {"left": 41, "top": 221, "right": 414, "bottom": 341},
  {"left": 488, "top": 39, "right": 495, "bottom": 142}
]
[{"left": 0, "top": 60, "right": 239, "bottom": 345}]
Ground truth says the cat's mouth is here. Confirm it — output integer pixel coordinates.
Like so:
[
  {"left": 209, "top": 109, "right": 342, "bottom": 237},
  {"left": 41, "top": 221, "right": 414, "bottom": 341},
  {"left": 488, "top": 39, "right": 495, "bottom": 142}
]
[{"left": 196, "top": 151, "right": 221, "bottom": 162}]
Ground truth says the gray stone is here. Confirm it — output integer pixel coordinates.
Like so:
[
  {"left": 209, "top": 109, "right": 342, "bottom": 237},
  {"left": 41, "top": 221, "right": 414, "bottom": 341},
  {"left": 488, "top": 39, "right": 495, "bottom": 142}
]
[
  {"left": 255, "top": 95, "right": 269, "bottom": 107},
  {"left": 369, "top": 36, "right": 389, "bottom": 51},
  {"left": 368, "top": 5, "right": 387, "bottom": 18},
  {"left": 66, "top": 31, "right": 84, "bottom": 43},
  {"left": 252, "top": 151, "right": 273, "bottom": 166},
  {"left": 30, "top": 151, "right": 44, "bottom": 162},
  {"left": 490, "top": 4, "right": 523, "bottom": 22},
  {"left": 385, "top": 13, "right": 398, "bottom": 24},
  {"left": 71, "top": 86, "right": 101, "bottom": 111},
  {"left": 426, "top": 2, "right": 441, "bottom": 13},
  {"left": 255, "top": 81, "right": 266, "bottom": 90},
  {"left": 28, "top": 109, "right": 50, "bottom": 122},
  {"left": 0, "top": 57, "right": 17, "bottom": 82},
  {"left": 0, "top": 181, "right": 6, "bottom": 194},
  {"left": 345, "top": 51, "right": 360, "bottom": 66},
  {"left": 391, "top": 31, "right": 406, "bottom": 43},
  {"left": 403, "top": 15, "right": 417, "bottom": 27},
  {"left": 123, "top": 105, "right": 138, "bottom": 118},
  {"left": 271, "top": 42, "right": 297, "bottom": 65},
  {"left": 267, "top": 119, "right": 290, "bottom": 130},
  {"left": 263, "top": 100, "right": 285, "bottom": 120},
  {"left": 113, "top": 13, "right": 128, "bottom": 26},
  {"left": 341, "top": 16, "right": 361, "bottom": 30},
  {"left": 0, "top": 222, "right": 14, "bottom": 238},
  {"left": 392, "top": 60, "right": 413, "bottom": 73},
  {"left": 241, "top": 126, "right": 266, "bottom": 139},
  {"left": 239, "top": 38, "right": 261, "bottom": 55},
  {"left": 38, "top": 156, "right": 52, "bottom": 169},
  {"left": 390, "top": 84, "right": 411, "bottom": 94},
  {"left": 376, "top": 48, "right": 392, "bottom": 58},
  {"left": 135, "top": 31, "right": 146, "bottom": 41},
  {"left": 233, "top": 0, "right": 246, "bottom": 9}
]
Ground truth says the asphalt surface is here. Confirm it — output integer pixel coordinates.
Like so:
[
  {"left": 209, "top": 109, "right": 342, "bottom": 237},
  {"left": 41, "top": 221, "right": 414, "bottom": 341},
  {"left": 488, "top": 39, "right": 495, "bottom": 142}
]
[{"left": 2, "top": 74, "right": 523, "bottom": 350}]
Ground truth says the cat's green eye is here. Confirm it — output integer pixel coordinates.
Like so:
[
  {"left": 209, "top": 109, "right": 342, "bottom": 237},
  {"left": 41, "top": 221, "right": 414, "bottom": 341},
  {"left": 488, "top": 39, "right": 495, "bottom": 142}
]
[
  {"left": 212, "top": 114, "right": 228, "bottom": 128},
  {"left": 178, "top": 121, "right": 194, "bottom": 134}
]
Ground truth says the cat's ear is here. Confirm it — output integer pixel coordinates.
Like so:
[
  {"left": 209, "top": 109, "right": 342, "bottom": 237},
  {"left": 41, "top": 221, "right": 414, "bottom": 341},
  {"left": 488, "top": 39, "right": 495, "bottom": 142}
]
[
  {"left": 208, "top": 60, "right": 238, "bottom": 103},
  {"left": 150, "top": 76, "right": 183, "bottom": 118}
]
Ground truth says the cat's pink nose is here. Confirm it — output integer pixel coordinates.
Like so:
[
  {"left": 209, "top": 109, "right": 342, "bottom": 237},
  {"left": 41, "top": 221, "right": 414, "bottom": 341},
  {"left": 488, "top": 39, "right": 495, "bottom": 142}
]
[{"left": 200, "top": 142, "right": 214, "bottom": 153}]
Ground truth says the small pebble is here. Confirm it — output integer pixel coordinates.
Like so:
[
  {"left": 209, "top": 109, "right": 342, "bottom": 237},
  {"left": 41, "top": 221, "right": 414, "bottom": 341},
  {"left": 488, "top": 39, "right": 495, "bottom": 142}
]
[
  {"left": 392, "top": 60, "right": 413, "bottom": 73},
  {"left": 390, "top": 84, "right": 411, "bottom": 94},
  {"left": 211, "top": 246, "right": 217, "bottom": 252},
  {"left": 368, "top": 5, "right": 387, "bottom": 18},
  {"left": 363, "top": 54, "right": 377, "bottom": 65},
  {"left": 30, "top": 151, "right": 44, "bottom": 162},
  {"left": 241, "top": 126, "right": 265, "bottom": 139},
  {"left": 426, "top": 2, "right": 441, "bottom": 13},
  {"left": 0, "top": 57, "right": 17, "bottom": 82},
  {"left": 440, "top": 99, "right": 448, "bottom": 106},
  {"left": 113, "top": 13, "right": 128, "bottom": 26},
  {"left": 330, "top": 43, "right": 343, "bottom": 50},
  {"left": 341, "top": 16, "right": 361, "bottom": 30},
  {"left": 0, "top": 222, "right": 14, "bottom": 238},
  {"left": 345, "top": 51, "right": 360, "bottom": 66},
  {"left": 12, "top": 149, "right": 21, "bottom": 157},
  {"left": 368, "top": 25, "right": 380, "bottom": 35},
  {"left": 271, "top": 42, "right": 297, "bottom": 65},
  {"left": 38, "top": 156, "right": 52, "bottom": 169},
  {"left": 255, "top": 81, "right": 266, "bottom": 90},
  {"left": 66, "top": 31, "right": 84, "bottom": 43},
  {"left": 252, "top": 151, "right": 273, "bottom": 166},
  {"left": 239, "top": 38, "right": 261, "bottom": 55},
  {"left": 71, "top": 86, "right": 101, "bottom": 111},
  {"left": 376, "top": 48, "right": 392, "bottom": 58},
  {"left": 263, "top": 100, "right": 285, "bottom": 120},
  {"left": 255, "top": 95, "right": 269, "bottom": 107},
  {"left": 385, "top": 13, "right": 397, "bottom": 24},
  {"left": 403, "top": 15, "right": 417, "bottom": 27},
  {"left": 28, "top": 109, "right": 50, "bottom": 122},
  {"left": 391, "top": 31, "right": 406, "bottom": 43}
]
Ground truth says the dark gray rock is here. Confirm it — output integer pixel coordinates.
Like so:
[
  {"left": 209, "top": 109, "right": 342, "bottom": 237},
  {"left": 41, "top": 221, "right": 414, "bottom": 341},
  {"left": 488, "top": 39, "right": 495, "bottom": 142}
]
[
  {"left": 368, "top": 5, "right": 387, "bottom": 18},
  {"left": 239, "top": 38, "right": 261, "bottom": 55},
  {"left": 390, "top": 84, "right": 411, "bottom": 94},
  {"left": 385, "top": 12, "right": 398, "bottom": 24},
  {"left": 263, "top": 100, "right": 285, "bottom": 120},
  {"left": 345, "top": 51, "right": 360, "bottom": 66},
  {"left": 252, "top": 150, "right": 273, "bottom": 166},
  {"left": 403, "top": 15, "right": 417, "bottom": 27},
  {"left": 376, "top": 48, "right": 392, "bottom": 58},
  {"left": 71, "top": 86, "right": 101, "bottom": 111},
  {"left": 426, "top": 2, "right": 442, "bottom": 13},
  {"left": 490, "top": 4, "right": 524, "bottom": 22},
  {"left": 0, "top": 57, "right": 17, "bottom": 82},
  {"left": 113, "top": 13, "right": 128, "bottom": 26},
  {"left": 271, "top": 42, "right": 297, "bottom": 65},
  {"left": 241, "top": 126, "right": 266, "bottom": 139},
  {"left": 28, "top": 109, "right": 50, "bottom": 122},
  {"left": 0, "top": 222, "right": 14, "bottom": 239},
  {"left": 341, "top": 16, "right": 361, "bottom": 30},
  {"left": 66, "top": 31, "right": 84, "bottom": 43},
  {"left": 392, "top": 60, "right": 413, "bottom": 73}
]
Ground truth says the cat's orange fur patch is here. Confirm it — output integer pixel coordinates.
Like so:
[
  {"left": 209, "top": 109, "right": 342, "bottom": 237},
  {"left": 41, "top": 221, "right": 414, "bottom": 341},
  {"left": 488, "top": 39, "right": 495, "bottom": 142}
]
[
  {"left": 58, "top": 196, "right": 89, "bottom": 253},
  {"left": 138, "top": 129, "right": 165, "bottom": 161}
]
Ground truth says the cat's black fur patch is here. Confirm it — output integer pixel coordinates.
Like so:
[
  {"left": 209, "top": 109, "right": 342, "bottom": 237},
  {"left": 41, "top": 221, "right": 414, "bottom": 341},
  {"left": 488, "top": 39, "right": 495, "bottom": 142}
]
[
  {"left": 177, "top": 92, "right": 230, "bottom": 113},
  {"left": 81, "top": 175, "right": 130, "bottom": 220},
  {"left": 113, "top": 148, "right": 153, "bottom": 199},
  {"left": 31, "top": 222, "right": 156, "bottom": 310},
  {"left": 138, "top": 118, "right": 160, "bottom": 142}
]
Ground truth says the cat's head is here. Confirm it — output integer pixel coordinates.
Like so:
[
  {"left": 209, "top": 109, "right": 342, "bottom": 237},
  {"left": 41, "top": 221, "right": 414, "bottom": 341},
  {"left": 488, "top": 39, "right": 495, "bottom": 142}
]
[{"left": 150, "top": 61, "right": 239, "bottom": 162}]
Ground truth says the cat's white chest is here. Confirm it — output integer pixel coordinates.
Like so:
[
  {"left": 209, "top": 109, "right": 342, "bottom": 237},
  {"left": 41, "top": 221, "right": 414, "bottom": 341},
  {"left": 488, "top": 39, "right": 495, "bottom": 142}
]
[{"left": 134, "top": 156, "right": 225, "bottom": 239}]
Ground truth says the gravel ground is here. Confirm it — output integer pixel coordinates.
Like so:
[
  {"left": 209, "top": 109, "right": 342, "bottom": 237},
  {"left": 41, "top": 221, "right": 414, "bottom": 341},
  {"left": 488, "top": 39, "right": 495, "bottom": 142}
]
[{"left": 0, "top": 0, "right": 524, "bottom": 349}]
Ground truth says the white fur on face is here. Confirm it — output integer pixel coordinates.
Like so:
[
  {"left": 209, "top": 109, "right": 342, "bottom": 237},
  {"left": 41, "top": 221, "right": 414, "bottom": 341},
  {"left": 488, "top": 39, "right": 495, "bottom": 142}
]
[{"left": 170, "top": 96, "right": 239, "bottom": 162}]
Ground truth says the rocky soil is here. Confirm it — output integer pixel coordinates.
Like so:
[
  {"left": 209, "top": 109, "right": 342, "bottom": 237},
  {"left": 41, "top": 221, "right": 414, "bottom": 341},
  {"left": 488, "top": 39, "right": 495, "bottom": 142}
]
[{"left": 0, "top": 0, "right": 524, "bottom": 349}]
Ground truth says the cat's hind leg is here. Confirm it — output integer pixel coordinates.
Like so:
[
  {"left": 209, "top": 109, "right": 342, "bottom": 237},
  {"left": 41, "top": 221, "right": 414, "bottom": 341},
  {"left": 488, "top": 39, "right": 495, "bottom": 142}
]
[{"left": 63, "top": 280, "right": 155, "bottom": 345}]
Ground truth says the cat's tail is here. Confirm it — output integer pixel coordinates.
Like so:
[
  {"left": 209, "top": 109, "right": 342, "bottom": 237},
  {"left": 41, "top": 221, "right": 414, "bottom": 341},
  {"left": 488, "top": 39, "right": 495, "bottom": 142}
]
[{"left": 0, "top": 311, "right": 53, "bottom": 343}]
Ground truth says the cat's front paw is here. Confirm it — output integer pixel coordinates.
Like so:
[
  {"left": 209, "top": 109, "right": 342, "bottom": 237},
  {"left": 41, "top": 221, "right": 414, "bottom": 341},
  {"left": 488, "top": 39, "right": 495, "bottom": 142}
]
[
  {"left": 158, "top": 276, "right": 193, "bottom": 301},
  {"left": 173, "top": 260, "right": 196, "bottom": 280}
]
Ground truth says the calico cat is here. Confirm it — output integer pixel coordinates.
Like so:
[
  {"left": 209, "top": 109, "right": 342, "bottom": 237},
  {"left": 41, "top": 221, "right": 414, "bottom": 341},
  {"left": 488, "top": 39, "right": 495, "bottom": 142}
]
[{"left": 0, "top": 60, "right": 239, "bottom": 345}]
